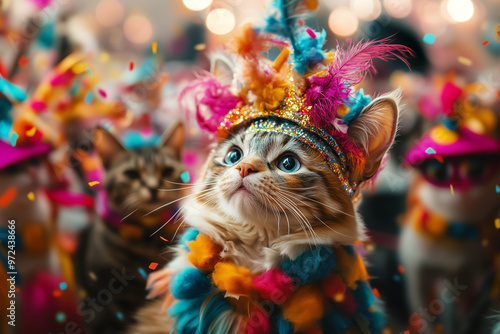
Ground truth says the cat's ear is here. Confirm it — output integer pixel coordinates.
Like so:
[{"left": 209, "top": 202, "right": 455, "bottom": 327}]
[
  {"left": 160, "top": 123, "right": 185, "bottom": 158},
  {"left": 347, "top": 90, "right": 400, "bottom": 180},
  {"left": 209, "top": 52, "right": 234, "bottom": 83},
  {"left": 94, "top": 126, "right": 125, "bottom": 169}
]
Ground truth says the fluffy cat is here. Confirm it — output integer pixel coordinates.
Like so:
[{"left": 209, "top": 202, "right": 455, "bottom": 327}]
[
  {"left": 127, "top": 91, "right": 402, "bottom": 334},
  {"left": 76, "top": 123, "right": 186, "bottom": 334}
]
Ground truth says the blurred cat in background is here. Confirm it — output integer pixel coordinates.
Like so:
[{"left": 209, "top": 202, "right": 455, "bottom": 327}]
[
  {"left": 400, "top": 79, "right": 500, "bottom": 334},
  {"left": 77, "top": 123, "right": 186, "bottom": 334}
]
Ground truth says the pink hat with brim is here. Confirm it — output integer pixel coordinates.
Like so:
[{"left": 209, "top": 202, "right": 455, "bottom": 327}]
[
  {"left": 0, "top": 140, "right": 52, "bottom": 170},
  {"left": 405, "top": 126, "right": 500, "bottom": 166}
]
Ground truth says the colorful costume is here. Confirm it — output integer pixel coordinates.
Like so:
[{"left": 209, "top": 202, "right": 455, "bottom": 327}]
[{"left": 168, "top": 0, "right": 411, "bottom": 333}]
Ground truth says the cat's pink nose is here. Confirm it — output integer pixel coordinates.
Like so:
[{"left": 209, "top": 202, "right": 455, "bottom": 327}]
[{"left": 236, "top": 162, "right": 256, "bottom": 178}]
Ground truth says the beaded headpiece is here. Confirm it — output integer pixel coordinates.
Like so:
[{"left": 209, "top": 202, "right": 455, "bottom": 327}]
[{"left": 180, "top": 0, "right": 410, "bottom": 197}]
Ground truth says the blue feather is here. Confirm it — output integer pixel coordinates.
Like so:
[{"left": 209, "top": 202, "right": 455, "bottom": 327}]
[
  {"left": 170, "top": 267, "right": 212, "bottom": 299},
  {"left": 197, "top": 294, "right": 232, "bottom": 334},
  {"left": 179, "top": 229, "right": 200, "bottom": 250},
  {"left": 344, "top": 89, "right": 371, "bottom": 125},
  {"left": 264, "top": 0, "right": 324, "bottom": 74},
  {"left": 281, "top": 246, "right": 336, "bottom": 284}
]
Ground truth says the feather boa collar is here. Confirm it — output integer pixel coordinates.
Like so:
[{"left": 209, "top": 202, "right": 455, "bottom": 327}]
[{"left": 167, "top": 229, "right": 384, "bottom": 334}]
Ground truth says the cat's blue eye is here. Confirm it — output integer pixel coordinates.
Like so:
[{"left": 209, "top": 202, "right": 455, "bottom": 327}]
[
  {"left": 277, "top": 155, "right": 301, "bottom": 173},
  {"left": 224, "top": 147, "right": 243, "bottom": 165}
]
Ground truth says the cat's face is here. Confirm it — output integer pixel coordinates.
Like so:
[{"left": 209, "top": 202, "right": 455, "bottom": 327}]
[
  {"left": 196, "top": 129, "right": 356, "bottom": 238},
  {"left": 418, "top": 156, "right": 500, "bottom": 223},
  {"left": 94, "top": 124, "right": 186, "bottom": 216},
  {"left": 103, "top": 147, "right": 186, "bottom": 215},
  {"left": 187, "top": 93, "right": 400, "bottom": 248}
]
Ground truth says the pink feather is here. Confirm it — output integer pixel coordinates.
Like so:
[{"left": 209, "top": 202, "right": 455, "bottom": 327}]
[
  {"left": 178, "top": 72, "right": 241, "bottom": 132},
  {"left": 306, "top": 38, "right": 412, "bottom": 131}
]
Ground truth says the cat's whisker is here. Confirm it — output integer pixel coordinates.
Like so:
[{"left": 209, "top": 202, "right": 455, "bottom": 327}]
[
  {"left": 120, "top": 208, "right": 138, "bottom": 222},
  {"left": 266, "top": 193, "right": 291, "bottom": 235},
  {"left": 279, "top": 188, "right": 355, "bottom": 218},
  {"left": 162, "top": 179, "right": 218, "bottom": 186},
  {"left": 149, "top": 207, "right": 184, "bottom": 237},
  {"left": 144, "top": 187, "right": 216, "bottom": 217}
]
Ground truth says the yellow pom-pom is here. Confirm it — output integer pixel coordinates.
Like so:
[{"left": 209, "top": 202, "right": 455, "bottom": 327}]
[
  {"left": 212, "top": 262, "right": 253, "bottom": 297},
  {"left": 187, "top": 235, "right": 222, "bottom": 272},
  {"left": 282, "top": 285, "right": 324, "bottom": 332}
]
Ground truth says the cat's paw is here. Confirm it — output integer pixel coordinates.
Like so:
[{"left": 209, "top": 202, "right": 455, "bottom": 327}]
[{"left": 146, "top": 268, "right": 176, "bottom": 300}]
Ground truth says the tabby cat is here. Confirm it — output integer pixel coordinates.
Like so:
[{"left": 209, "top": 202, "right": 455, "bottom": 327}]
[
  {"left": 76, "top": 123, "right": 185, "bottom": 334},
  {"left": 127, "top": 92, "right": 401, "bottom": 333}
]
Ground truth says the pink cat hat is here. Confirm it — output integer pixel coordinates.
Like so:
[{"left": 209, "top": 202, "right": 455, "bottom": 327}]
[{"left": 405, "top": 81, "right": 500, "bottom": 167}]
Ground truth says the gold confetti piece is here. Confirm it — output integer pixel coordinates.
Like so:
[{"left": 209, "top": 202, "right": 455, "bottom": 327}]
[
  {"left": 27, "top": 192, "right": 35, "bottom": 201},
  {"left": 26, "top": 127, "right": 37, "bottom": 137},
  {"left": 458, "top": 56, "right": 472, "bottom": 66},
  {"left": 194, "top": 43, "right": 206, "bottom": 51},
  {"left": 100, "top": 52, "right": 110, "bottom": 63},
  {"left": 88, "top": 271, "right": 98, "bottom": 281},
  {"left": 160, "top": 236, "right": 169, "bottom": 242},
  {"left": 88, "top": 181, "right": 100, "bottom": 187},
  {"left": 450, "top": 184, "right": 454, "bottom": 195},
  {"left": 495, "top": 218, "right": 500, "bottom": 229},
  {"left": 152, "top": 41, "right": 157, "bottom": 54}
]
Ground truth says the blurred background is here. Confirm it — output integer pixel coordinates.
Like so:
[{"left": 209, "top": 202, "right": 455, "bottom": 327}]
[{"left": 1, "top": 0, "right": 499, "bottom": 333}]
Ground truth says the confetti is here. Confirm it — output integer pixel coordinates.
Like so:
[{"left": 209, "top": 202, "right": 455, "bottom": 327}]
[
  {"left": 458, "top": 56, "right": 472, "bottom": 66},
  {"left": 434, "top": 155, "right": 443, "bottom": 163},
  {"left": 152, "top": 41, "right": 157, "bottom": 54},
  {"left": 483, "top": 41, "right": 490, "bottom": 46},
  {"left": 100, "top": 52, "right": 110, "bottom": 63},
  {"left": 372, "top": 288, "right": 381, "bottom": 298},
  {"left": 482, "top": 239, "right": 489, "bottom": 247},
  {"left": 88, "top": 271, "right": 98, "bottom": 281},
  {"left": 27, "top": 192, "right": 35, "bottom": 201},
  {"left": 56, "top": 312, "right": 66, "bottom": 323},
  {"left": 59, "top": 282, "right": 67, "bottom": 290},
  {"left": 404, "top": 331, "right": 410, "bottom": 334},
  {"left": 98, "top": 89, "right": 107, "bottom": 98},
  {"left": 382, "top": 329, "right": 392, "bottom": 334},
  {"left": 333, "top": 292, "right": 344, "bottom": 302},
  {"left": 398, "top": 265, "right": 405, "bottom": 274},
  {"left": 0, "top": 187, "right": 17, "bottom": 208},
  {"left": 138, "top": 267, "right": 147, "bottom": 279},
  {"left": 53, "top": 290, "right": 62, "bottom": 297},
  {"left": 85, "top": 91, "right": 93, "bottom": 104},
  {"left": 88, "top": 181, "right": 100, "bottom": 187},
  {"left": 160, "top": 236, "right": 168, "bottom": 242},
  {"left": 496, "top": 185, "right": 500, "bottom": 193},
  {"left": 117, "top": 312, "right": 124, "bottom": 320},
  {"left": 423, "top": 33, "right": 435, "bottom": 44},
  {"left": 298, "top": 19, "right": 304, "bottom": 26},
  {"left": 450, "top": 184, "right": 454, "bottom": 195},
  {"left": 180, "top": 171, "right": 190, "bottom": 183},
  {"left": 495, "top": 218, "right": 500, "bottom": 229},
  {"left": 194, "top": 43, "right": 206, "bottom": 51},
  {"left": 149, "top": 262, "right": 158, "bottom": 270},
  {"left": 425, "top": 147, "right": 436, "bottom": 154},
  {"left": 26, "top": 126, "right": 37, "bottom": 137},
  {"left": 129, "top": 61, "right": 134, "bottom": 71},
  {"left": 10, "top": 132, "right": 18, "bottom": 147},
  {"left": 19, "top": 55, "right": 30, "bottom": 67},
  {"left": 393, "top": 274, "right": 401, "bottom": 282},
  {"left": 305, "top": 28, "right": 316, "bottom": 39},
  {"left": 86, "top": 67, "right": 92, "bottom": 76}
]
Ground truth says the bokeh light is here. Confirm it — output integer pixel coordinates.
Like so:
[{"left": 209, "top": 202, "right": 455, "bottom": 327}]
[
  {"left": 350, "top": 0, "right": 382, "bottom": 21},
  {"left": 182, "top": 0, "right": 213, "bottom": 11},
  {"left": 123, "top": 13, "right": 153, "bottom": 44},
  {"left": 206, "top": 8, "right": 236, "bottom": 35},
  {"left": 446, "top": 0, "right": 474, "bottom": 22},
  {"left": 329, "top": 7, "right": 359, "bottom": 37},
  {"left": 383, "top": 0, "right": 412, "bottom": 18},
  {"left": 95, "top": 0, "right": 124, "bottom": 27}
]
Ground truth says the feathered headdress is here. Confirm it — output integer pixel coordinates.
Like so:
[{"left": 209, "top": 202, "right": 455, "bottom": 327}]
[{"left": 180, "top": 0, "right": 411, "bottom": 197}]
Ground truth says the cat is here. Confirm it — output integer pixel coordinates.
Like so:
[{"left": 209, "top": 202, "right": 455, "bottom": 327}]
[
  {"left": 399, "top": 81, "right": 500, "bottom": 334},
  {"left": 76, "top": 123, "right": 186, "bottom": 334},
  {"left": 127, "top": 91, "right": 402, "bottom": 333}
]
